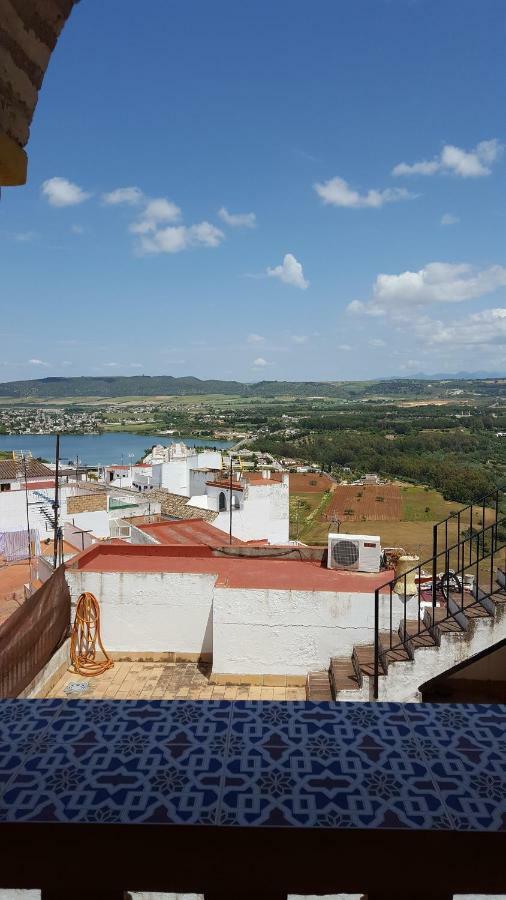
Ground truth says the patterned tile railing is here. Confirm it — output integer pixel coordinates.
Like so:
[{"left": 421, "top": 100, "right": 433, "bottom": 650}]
[{"left": 0, "top": 700, "right": 505, "bottom": 831}]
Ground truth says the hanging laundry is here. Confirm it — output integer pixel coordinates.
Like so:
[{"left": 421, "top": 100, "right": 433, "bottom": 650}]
[{"left": 0, "top": 528, "right": 41, "bottom": 562}]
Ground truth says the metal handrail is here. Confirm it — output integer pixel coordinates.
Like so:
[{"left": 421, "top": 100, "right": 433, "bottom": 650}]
[
  {"left": 375, "top": 489, "right": 502, "bottom": 594},
  {"left": 432, "top": 488, "right": 500, "bottom": 528},
  {"left": 373, "top": 514, "right": 506, "bottom": 700}
]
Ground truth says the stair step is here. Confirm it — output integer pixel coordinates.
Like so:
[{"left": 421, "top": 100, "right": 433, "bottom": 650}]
[
  {"left": 463, "top": 603, "right": 492, "bottom": 619},
  {"left": 383, "top": 645, "right": 411, "bottom": 664},
  {"left": 492, "top": 589, "right": 506, "bottom": 604},
  {"left": 329, "top": 657, "right": 360, "bottom": 692},
  {"left": 449, "top": 591, "right": 492, "bottom": 611},
  {"left": 426, "top": 608, "right": 463, "bottom": 632},
  {"left": 306, "top": 671, "right": 332, "bottom": 701},
  {"left": 401, "top": 619, "right": 437, "bottom": 648},
  {"left": 353, "top": 644, "right": 386, "bottom": 678}
]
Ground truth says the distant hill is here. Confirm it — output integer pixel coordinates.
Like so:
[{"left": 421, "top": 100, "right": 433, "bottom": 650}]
[
  {"left": 0, "top": 375, "right": 353, "bottom": 400},
  {"left": 0, "top": 374, "right": 504, "bottom": 401}
]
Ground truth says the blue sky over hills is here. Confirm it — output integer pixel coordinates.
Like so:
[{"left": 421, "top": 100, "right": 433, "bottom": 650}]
[{"left": 1, "top": 0, "right": 505, "bottom": 382}]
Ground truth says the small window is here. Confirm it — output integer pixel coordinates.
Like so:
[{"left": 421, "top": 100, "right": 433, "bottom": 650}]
[{"left": 219, "top": 491, "right": 226, "bottom": 511}]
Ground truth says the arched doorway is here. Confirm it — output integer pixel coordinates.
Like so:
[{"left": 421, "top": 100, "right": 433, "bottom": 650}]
[{"left": 218, "top": 491, "right": 226, "bottom": 512}]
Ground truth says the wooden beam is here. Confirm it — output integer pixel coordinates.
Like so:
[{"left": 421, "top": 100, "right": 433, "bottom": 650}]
[{"left": 0, "top": 132, "right": 27, "bottom": 186}]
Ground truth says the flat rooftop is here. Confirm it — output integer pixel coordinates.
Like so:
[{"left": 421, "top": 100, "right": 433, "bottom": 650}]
[
  {"left": 0, "top": 561, "right": 30, "bottom": 625},
  {"left": 134, "top": 518, "right": 246, "bottom": 547},
  {"left": 67, "top": 543, "right": 392, "bottom": 592}
]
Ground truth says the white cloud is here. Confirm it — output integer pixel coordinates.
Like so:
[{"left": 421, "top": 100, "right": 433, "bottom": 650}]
[
  {"left": 71, "top": 224, "right": 85, "bottom": 235},
  {"left": 103, "top": 362, "right": 119, "bottom": 368},
  {"left": 368, "top": 338, "right": 386, "bottom": 348},
  {"left": 14, "top": 231, "right": 37, "bottom": 242},
  {"left": 138, "top": 221, "right": 224, "bottom": 255},
  {"left": 337, "top": 343, "right": 352, "bottom": 351},
  {"left": 393, "top": 139, "right": 503, "bottom": 178},
  {"left": 130, "top": 197, "right": 182, "bottom": 234},
  {"left": 28, "top": 358, "right": 49, "bottom": 367},
  {"left": 314, "top": 176, "right": 414, "bottom": 209},
  {"left": 41, "top": 177, "right": 91, "bottom": 207},
  {"left": 417, "top": 308, "right": 506, "bottom": 347},
  {"left": 441, "top": 213, "right": 460, "bottom": 226},
  {"left": 290, "top": 334, "right": 308, "bottom": 344},
  {"left": 247, "top": 333, "right": 265, "bottom": 344},
  {"left": 218, "top": 207, "right": 256, "bottom": 228},
  {"left": 189, "top": 221, "right": 224, "bottom": 247},
  {"left": 252, "top": 357, "right": 268, "bottom": 367},
  {"left": 102, "top": 186, "right": 144, "bottom": 206},
  {"left": 267, "top": 253, "right": 309, "bottom": 289},
  {"left": 350, "top": 262, "right": 506, "bottom": 317},
  {"left": 346, "top": 299, "right": 385, "bottom": 317}
]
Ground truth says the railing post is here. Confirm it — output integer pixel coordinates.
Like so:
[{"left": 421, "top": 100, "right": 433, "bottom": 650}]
[
  {"left": 490, "top": 523, "right": 496, "bottom": 595},
  {"left": 374, "top": 588, "right": 379, "bottom": 700},
  {"left": 469, "top": 505, "right": 473, "bottom": 565},
  {"left": 432, "top": 524, "right": 438, "bottom": 618}
]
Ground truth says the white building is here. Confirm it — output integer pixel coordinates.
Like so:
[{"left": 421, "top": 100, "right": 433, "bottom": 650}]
[
  {"left": 151, "top": 443, "right": 222, "bottom": 495},
  {"left": 101, "top": 464, "right": 153, "bottom": 490},
  {"left": 198, "top": 472, "right": 290, "bottom": 544}
]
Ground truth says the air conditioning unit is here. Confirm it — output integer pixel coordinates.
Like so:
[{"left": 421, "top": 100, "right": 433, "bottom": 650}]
[{"left": 327, "top": 533, "right": 381, "bottom": 573}]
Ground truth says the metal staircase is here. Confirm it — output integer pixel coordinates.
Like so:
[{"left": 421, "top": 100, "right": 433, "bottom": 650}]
[{"left": 307, "top": 490, "right": 506, "bottom": 702}]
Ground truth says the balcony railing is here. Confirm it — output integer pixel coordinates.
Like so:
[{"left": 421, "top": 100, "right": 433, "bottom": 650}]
[{"left": 373, "top": 489, "right": 506, "bottom": 699}]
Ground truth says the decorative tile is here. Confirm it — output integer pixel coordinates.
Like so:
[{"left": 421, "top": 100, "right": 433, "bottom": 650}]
[{"left": 0, "top": 700, "right": 504, "bottom": 833}]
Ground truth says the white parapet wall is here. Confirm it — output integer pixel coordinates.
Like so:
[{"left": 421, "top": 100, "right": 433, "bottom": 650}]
[
  {"left": 65, "top": 570, "right": 215, "bottom": 657},
  {"left": 212, "top": 586, "right": 407, "bottom": 676}
]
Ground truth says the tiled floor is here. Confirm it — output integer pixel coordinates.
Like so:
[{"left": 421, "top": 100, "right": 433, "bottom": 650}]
[{"left": 42, "top": 661, "right": 306, "bottom": 701}]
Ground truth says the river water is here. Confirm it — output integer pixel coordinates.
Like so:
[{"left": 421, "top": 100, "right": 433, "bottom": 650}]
[{"left": 0, "top": 433, "right": 233, "bottom": 466}]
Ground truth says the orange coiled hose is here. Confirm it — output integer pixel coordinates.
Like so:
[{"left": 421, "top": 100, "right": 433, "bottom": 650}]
[{"left": 70, "top": 591, "right": 114, "bottom": 677}]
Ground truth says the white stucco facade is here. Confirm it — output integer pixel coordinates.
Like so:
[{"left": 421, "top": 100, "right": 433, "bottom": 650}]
[
  {"left": 65, "top": 569, "right": 215, "bottom": 656},
  {"left": 0, "top": 484, "right": 68, "bottom": 534},
  {"left": 151, "top": 446, "right": 222, "bottom": 496},
  {"left": 212, "top": 586, "right": 407, "bottom": 675},
  {"left": 64, "top": 564, "right": 404, "bottom": 675},
  {"left": 211, "top": 478, "right": 290, "bottom": 544}
]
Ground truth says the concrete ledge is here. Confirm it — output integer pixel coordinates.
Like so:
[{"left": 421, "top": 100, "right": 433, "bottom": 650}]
[
  {"left": 210, "top": 673, "right": 306, "bottom": 687},
  {"left": 94, "top": 651, "right": 213, "bottom": 664}
]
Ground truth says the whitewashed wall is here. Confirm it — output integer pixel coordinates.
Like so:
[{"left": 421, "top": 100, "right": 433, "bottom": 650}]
[
  {"left": 65, "top": 570, "right": 215, "bottom": 655},
  {"left": 63, "top": 521, "right": 95, "bottom": 551},
  {"left": 67, "top": 510, "right": 110, "bottom": 538},
  {"left": 212, "top": 587, "right": 408, "bottom": 675},
  {"left": 213, "top": 480, "right": 289, "bottom": 544},
  {"left": 0, "top": 485, "right": 68, "bottom": 534},
  {"left": 65, "top": 564, "right": 406, "bottom": 675}
]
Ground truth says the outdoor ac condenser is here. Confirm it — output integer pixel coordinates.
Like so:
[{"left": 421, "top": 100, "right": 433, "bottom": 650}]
[{"left": 327, "top": 533, "right": 381, "bottom": 573}]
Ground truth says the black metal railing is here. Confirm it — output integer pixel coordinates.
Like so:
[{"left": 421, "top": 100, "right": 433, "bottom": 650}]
[{"left": 372, "top": 489, "right": 505, "bottom": 699}]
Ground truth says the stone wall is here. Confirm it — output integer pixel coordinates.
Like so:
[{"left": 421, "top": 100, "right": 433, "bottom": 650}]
[{"left": 67, "top": 492, "right": 107, "bottom": 515}]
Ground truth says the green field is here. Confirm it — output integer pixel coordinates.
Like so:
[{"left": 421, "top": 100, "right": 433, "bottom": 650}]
[{"left": 289, "top": 482, "right": 494, "bottom": 563}]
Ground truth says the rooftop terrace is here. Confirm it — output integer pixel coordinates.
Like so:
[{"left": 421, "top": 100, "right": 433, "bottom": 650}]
[
  {"left": 40, "top": 661, "right": 306, "bottom": 701},
  {"left": 68, "top": 543, "right": 391, "bottom": 592}
]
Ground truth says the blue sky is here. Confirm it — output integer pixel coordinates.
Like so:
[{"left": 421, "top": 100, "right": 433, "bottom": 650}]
[{"left": 1, "top": 0, "right": 505, "bottom": 382}]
